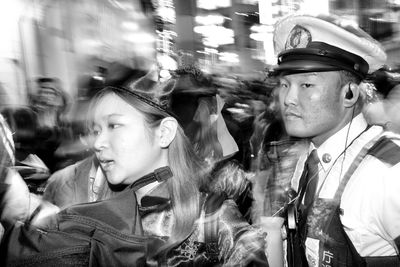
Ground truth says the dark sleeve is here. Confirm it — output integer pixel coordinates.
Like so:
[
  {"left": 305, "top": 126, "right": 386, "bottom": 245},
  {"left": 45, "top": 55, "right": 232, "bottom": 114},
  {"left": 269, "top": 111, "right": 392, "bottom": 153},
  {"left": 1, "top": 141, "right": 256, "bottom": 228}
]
[{"left": 218, "top": 199, "right": 269, "bottom": 266}]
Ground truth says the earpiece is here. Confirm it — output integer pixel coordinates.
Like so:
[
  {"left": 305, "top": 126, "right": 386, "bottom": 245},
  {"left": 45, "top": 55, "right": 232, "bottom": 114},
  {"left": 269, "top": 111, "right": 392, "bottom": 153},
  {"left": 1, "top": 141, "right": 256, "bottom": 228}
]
[{"left": 345, "top": 84, "right": 353, "bottom": 99}]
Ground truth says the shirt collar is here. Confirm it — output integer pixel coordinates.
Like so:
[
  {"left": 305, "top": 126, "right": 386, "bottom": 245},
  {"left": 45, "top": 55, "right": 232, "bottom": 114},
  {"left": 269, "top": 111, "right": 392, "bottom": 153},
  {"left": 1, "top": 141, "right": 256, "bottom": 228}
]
[{"left": 313, "top": 113, "right": 369, "bottom": 171}]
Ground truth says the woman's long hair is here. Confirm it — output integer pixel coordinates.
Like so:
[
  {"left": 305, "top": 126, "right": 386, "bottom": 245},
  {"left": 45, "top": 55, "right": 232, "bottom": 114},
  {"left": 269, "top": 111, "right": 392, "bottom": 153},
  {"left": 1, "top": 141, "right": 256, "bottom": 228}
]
[{"left": 87, "top": 86, "right": 205, "bottom": 255}]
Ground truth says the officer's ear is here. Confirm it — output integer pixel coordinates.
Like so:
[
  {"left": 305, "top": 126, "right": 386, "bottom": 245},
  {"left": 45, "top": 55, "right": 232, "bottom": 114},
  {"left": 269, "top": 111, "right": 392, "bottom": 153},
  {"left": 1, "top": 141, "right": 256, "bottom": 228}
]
[
  {"left": 157, "top": 117, "right": 178, "bottom": 148},
  {"left": 343, "top": 83, "right": 360, "bottom": 108}
]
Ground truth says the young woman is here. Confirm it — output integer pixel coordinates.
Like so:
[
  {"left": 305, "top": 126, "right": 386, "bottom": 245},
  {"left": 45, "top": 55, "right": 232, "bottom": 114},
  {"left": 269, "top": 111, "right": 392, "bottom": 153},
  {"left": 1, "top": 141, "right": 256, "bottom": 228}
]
[
  {"left": 1, "top": 78, "right": 268, "bottom": 266},
  {"left": 86, "top": 80, "right": 268, "bottom": 265}
]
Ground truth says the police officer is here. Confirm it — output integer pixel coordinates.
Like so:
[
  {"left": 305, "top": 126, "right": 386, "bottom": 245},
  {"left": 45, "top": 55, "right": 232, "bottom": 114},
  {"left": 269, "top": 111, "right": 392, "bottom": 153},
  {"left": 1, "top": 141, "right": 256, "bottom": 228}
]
[{"left": 270, "top": 14, "right": 400, "bottom": 267}]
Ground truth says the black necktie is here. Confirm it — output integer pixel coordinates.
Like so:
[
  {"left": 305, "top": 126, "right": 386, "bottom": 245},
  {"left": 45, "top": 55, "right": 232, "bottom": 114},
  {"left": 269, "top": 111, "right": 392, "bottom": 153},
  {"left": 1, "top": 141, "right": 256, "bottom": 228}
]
[
  {"left": 297, "top": 149, "right": 320, "bottom": 237},
  {"left": 298, "top": 149, "right": 320, "bottom": 209},
  {"left": 287, "top": 150, "right": 320, "bottom": 266}
]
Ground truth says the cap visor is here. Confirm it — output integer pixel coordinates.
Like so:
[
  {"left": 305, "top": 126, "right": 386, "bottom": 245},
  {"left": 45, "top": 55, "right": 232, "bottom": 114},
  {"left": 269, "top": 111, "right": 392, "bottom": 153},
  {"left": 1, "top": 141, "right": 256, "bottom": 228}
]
[{"left": 273, "top": 60, "right": 340, "bottom": 75}]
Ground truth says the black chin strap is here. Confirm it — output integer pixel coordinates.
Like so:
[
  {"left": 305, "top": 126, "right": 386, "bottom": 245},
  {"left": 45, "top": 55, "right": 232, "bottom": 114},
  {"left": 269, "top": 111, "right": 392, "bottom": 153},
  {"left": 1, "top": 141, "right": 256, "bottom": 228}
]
[{"left": 130, "top": 166, "right": 173, "bottom": 191}]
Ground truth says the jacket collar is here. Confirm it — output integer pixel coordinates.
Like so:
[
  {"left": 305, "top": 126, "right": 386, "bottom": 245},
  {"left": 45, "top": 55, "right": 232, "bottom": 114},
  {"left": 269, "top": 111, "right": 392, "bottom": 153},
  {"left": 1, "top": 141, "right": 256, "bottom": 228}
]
[
  {"left": 130, "top": 167, "right": 173, "bottom": 216},
  {"left": 130, "top": 166, "right": 173, "bottom": 191}
]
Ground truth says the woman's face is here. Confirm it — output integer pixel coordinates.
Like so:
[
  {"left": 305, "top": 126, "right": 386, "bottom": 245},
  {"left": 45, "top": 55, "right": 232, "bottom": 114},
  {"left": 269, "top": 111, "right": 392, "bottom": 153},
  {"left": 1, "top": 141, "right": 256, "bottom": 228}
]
[{"left": 91, "top": 93, "right": 165, "bottom": 185}]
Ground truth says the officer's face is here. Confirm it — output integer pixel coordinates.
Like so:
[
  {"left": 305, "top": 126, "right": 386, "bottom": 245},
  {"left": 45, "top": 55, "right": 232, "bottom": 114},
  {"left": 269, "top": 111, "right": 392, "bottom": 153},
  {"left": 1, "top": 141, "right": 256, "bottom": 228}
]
[{"left": 278, "top": 71, "right": 346, "bottom": 146}]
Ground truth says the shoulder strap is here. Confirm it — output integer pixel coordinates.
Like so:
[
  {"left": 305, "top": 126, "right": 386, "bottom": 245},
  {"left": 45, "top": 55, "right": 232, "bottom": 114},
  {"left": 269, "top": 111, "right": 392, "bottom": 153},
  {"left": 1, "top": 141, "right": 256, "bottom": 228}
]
[
  {"left": 319, "top": 135, "right": 382, "bottom": 241},
  {"left": 334, "top": 135, "right": 400, "bottom": 201},
  {"left": 367, "top": 136, "right": 400, "bottom": 166}
]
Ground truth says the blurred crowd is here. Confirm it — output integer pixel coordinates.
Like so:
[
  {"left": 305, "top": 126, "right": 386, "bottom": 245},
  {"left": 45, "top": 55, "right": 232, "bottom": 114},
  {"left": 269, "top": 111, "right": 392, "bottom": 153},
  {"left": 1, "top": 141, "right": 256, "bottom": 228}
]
[
  {"left": 0, "top": 4, "right": 400, "bottom": 265},
  {"left": 2, "top": 62, "right": 400, "bottom": 192}
]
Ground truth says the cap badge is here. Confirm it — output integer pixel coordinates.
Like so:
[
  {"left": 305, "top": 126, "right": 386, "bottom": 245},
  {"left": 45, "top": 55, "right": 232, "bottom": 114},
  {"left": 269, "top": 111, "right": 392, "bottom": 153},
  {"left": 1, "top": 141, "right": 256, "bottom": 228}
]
[{"left": 284, "top": 25, "right": 312, "bottom": 50}]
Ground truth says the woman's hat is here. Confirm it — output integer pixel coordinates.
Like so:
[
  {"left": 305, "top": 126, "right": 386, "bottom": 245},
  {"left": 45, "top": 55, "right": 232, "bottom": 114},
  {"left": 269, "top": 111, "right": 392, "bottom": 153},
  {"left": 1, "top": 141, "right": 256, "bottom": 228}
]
[
  {"left": 111, "top": 62, "right": 217, "bottom": 118},
  {"left": 108, "top": 65, "right": 176, "bottom": 116},
  {"left": 104, "top": 61, "right": 239, "bottom": 158}
]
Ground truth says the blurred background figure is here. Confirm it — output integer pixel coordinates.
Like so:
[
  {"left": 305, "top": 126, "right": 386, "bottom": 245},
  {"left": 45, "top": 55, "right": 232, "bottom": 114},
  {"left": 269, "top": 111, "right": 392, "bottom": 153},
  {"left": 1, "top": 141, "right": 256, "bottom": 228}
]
[
  {"left": 0, "top": 112, "right": 15, "bottom": 241},
  {"left": 170, "top": 59, "right": 238, "bottom": 165},
  {"left": 0, "top": 106, "right": 49, "bottom": 194},
  {"left": 383, "top": 84, "right": 400, "bottom": 133},
  {"left": 29, "top": 77, "right": 71, "bottom": 173},
  {"left": 362, "top": 67, "right": 400, "bottom": 132},
  {"left": 31, "top": 77, "right": 69, "bottom": 129},
  {"left": 1, "top": 77, "right": 71, "bottom": 194},
  {"left": 249, "top": 79, "right": 308, "bottom": 223},
  {"left": 168, "top": 58, "right": 258, "bottom": 221},
  {"left": 1, "top": 106, "right": 38, "bottom": 164}
]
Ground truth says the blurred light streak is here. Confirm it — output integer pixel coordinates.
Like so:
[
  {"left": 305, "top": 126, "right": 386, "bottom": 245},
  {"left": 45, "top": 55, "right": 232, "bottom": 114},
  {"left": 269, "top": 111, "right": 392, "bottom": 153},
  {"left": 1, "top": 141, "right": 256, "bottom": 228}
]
[
  {"left": 219, "top": 52, "right": 239, "bottom": 63},
  {"left": 205, "top": 47, "right": 218, "bottom": 54},
  {"left": 195, "top": 14, "right": 225, "bottom": 25},
  {"left": 157, "top": 54, "right": 177, "bottom": 70},
  {"left": 162, "top": 30, "right": 177, "bottom": 37},
  {"left": 159, "top": 69, "right": 171, "bottom": 79},
  {"left": 194, "top": 25, "right": 233, "bottom": 36},
  {"left": 195, "top": 24, "right": 234, "bottom": 47},
  {"left": 299, "top": 0, "right": 329, "bottom": 15},
  {"left": 197, "top": 0, "right": 231, "bottom": 10},
  {"left": 107, "top": 0, "right": 135, "bottom": 10},
  {"left": 157, "top": 6, "right": 176, "bottom": 23},
  {"left": 123, "top": 32, "right": 156, "bottom": 43},
  {"left": 249, "top": 33, "right": 264, "bottom": 42},
  {"left": 121, "top": 21, "right": 139, "bottom": 31},
  {"left": 78, "top": 39, "right": 103, "bottom": 48},
  {"left": 0, "top": 1, "right": 21, "bottom": 37},
  {"left": 338, "top": 18, "right": 359, "bottom": 28},
  {"left": 235, "top": 12, "right": 249, "bottom": 17},
  {"left": 203, "top": 37, "right": 234, "bottom": 47},
  {"left": 257, "top": 0, "right": 275, "bottom": 64},
  {"left": 250, "top": 25, "right": 274, "bottom": 32}
]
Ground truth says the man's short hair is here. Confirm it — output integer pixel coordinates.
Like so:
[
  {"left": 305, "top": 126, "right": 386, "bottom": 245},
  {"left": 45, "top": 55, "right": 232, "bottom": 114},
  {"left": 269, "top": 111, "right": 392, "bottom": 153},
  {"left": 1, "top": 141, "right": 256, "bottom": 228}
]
[{"left": 339, "top": 70, "right": 361, "bottom": 87}]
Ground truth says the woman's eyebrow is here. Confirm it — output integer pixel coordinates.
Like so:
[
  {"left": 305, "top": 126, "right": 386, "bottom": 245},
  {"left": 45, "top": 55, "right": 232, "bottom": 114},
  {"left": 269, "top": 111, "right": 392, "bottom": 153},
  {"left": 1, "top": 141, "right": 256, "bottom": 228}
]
[{"left": 96, "top": 113, "right": 124, "bottom": 121}]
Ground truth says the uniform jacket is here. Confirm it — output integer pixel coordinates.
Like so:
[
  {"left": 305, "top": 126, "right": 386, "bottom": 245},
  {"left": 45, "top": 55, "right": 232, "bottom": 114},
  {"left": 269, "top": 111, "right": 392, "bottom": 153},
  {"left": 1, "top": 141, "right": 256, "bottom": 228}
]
[{"left": 292, "top": 114, "right": 400, "bottom": 266}]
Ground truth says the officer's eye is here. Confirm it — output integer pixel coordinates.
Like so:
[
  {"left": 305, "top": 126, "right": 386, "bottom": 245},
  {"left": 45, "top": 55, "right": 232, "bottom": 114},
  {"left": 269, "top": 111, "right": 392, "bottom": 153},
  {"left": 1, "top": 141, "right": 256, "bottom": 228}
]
[{"left": 302, "top": 83, "right": 313, "bottom": 88}]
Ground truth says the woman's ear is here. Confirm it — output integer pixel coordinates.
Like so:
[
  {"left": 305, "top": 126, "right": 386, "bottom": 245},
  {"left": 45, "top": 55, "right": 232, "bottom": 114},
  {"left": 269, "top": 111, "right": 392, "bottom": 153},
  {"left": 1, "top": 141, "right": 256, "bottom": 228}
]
[{"left": 158, "top": 117, "right": 178, "bottom": 148}]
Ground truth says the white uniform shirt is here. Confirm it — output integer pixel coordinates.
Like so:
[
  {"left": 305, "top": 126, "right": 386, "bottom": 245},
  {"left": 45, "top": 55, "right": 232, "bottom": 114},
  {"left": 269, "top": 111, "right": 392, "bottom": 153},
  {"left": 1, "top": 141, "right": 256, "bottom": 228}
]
[{"left": 291, "top": 114, "right": 400, "bottom": 266}]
